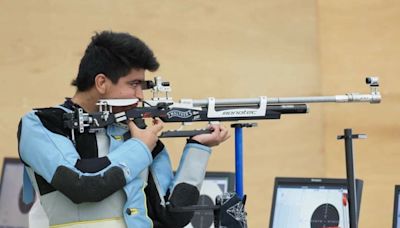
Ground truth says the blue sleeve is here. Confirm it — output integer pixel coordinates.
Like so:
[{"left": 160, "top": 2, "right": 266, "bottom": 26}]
[
  {"left": 147, "top": 143, "right": 212, "bottom": 227},
  {"left": 19, "top": 111, "right": 153, "bottom": 203}
]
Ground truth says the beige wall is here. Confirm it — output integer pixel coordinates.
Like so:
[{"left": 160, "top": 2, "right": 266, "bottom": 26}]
[
  {"left": 0, "top": 0, "right": 397, "bottom": 227},
  {"left": 319, "top": 1, "right": 400, "bottom": 227}
]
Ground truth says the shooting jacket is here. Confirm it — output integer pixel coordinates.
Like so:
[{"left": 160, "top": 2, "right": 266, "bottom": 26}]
[{"left": 18, "top": 99, "right": 211, "bottom": 228}]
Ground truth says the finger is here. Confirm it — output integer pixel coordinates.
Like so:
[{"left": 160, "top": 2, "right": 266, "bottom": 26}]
[
  {"left": 127, "top": 120, "right": 140, "bottom": 136},
  {"left": 210, "top": 126, "right": 221, "bottom": 137},
  {"left": 220, "top": 127, "right": 229, "bottom": 139},
  {"left": 155, "top": 119, "right": 164, "bottom": 129},
  {"left": 152, "top": 117, "right": 159, "bottom": 125},
  {"left": 217, "top": 125, "right": 226, "bottom": 138},
  {"left": 152, "top": 117, "right": 164, "bottom": 126},
  {"left": 127, "top": 120, "right": 139, "bottom": 130},
  {"left": 220, "top": 125, "right": 227, "bottom": 131},
  {"left": 210, "top": 124, "right": 221, "bottom": 132},
  {"left": 218, "top": 126, "right": 226, "bottom": 136},
  {"left": 219, "top": 125, "right": 227, "bottom": 133},
  {"left": 222, "top": 131, "right": 231, "bottom": 141},
  {"left": 150, "top": 121, "right": 164, "bottom": 133},
  {"left": 214, "top": 126, "right": 228, "bottom": 142}
]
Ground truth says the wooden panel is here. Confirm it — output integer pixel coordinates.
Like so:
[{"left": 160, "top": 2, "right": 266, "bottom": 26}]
[
  {"left": 0, "top": 1, "right": 319, "bottom": 227},
  {"left": 318, "top": 0, "right": 400, "bottom": 227}
]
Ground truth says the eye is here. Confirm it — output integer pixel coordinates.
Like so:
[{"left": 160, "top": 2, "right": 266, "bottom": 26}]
[{"left": 128, "top": 80, "right": 143, "bottom": 87}]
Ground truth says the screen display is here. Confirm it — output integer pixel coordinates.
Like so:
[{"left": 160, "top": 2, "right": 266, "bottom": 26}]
[
  {"left": 0, "top": 160, "right": 30, "bottom": 228},
  {"left": 271, "top": 184, "right": 349, "bottom": 228},
  {"left": 395, "top": 190, "right": 400, "bottom": 228}
]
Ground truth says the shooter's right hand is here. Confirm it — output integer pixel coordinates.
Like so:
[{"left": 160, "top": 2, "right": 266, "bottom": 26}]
[{"left": 128, "top": 118, "right": 164, "bottom": 151}]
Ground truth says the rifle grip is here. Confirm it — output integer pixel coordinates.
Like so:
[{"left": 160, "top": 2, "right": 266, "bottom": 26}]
[
  {"left": 133, "top": 118, "right": 147, "bottom": 129},
  {"left": 123, "top": 118, "right": 147, "bottom": 141}
]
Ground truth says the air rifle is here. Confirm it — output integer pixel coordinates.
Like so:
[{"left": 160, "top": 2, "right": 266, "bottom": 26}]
[{"left": 63, "top": 76, "right": 381, "bottom": 140}]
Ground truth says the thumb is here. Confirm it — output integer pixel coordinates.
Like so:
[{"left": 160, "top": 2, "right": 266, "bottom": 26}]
[{"left": 127, "top": 120, "right": 140, "bottom": 133}]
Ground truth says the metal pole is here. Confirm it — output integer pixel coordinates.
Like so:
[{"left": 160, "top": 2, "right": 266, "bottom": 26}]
[
  {"left": 344, "top": 129, "right": 357, "bottom": 228},
  {"left": 231, "top": 123, "right": 257, "bottom": 199},
  {"left": 234, "top": 127, "right": 244, "bottom": 199},
  {"left": 337, "top": 129, "right": 366, "bottom": 228}
]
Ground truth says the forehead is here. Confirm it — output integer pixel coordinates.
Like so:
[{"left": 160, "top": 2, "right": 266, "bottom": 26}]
[{"left": 120, "top": 68, "right": 145, "bottom": 81}]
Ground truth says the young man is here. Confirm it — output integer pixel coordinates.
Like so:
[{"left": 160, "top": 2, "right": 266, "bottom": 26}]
[{"left": 18, "top": 31, "right": 229, "bottom": 228}]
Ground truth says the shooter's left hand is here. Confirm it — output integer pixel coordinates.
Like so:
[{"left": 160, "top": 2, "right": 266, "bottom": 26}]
[{"left": 192, "top": 124, "right": 230, "bottom": 147}]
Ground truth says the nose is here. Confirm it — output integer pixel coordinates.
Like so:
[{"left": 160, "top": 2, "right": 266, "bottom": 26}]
[{"left": 135, "top": 86, "right": 144, "bottom": 100}]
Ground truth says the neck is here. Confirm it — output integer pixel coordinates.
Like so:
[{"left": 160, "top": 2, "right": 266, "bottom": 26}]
[{"left": 71, "top": 90, "right": 99, "bottom": 113}]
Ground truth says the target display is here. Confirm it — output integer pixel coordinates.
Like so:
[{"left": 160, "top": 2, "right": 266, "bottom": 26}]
[
  {"left": 310, "top": 203, "right": 340, "bottom": 228},
  {"left": 269, "top": 177, "right": 363, "bottom": 228}
]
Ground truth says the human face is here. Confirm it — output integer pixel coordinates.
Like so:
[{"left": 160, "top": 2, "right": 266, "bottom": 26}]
[{"left": 103, "top": 68, "right": 145, "bottom": 100}]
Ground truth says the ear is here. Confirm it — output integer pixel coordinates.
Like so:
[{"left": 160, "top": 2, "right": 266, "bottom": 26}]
[{"left": 94, "top": 74, "right": 108, "bottom": 95}]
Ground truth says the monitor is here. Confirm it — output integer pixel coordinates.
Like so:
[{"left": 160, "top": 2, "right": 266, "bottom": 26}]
[
  {"left": 0, "top": 158, "right": 34, "bottom": 228},
  {"left": 393, "top": 185, "right": 400, "bottom": 228},
  {"left": 269, "top": 177, "right": 363, "bottom": 228}
]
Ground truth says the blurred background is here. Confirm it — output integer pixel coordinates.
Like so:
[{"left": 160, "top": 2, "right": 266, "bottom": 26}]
[{"left": 0, "top": 0, "right": 399, "bottom": 227}]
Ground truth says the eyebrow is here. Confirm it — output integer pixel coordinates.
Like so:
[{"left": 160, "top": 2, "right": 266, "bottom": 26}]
[{"left": 127, "top": 79, "right": 144, "bottom": 84}]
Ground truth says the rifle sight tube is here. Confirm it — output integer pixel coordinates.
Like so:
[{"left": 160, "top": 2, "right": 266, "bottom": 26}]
[{"left": 189, "top": 94, "right": 381, "bottom": 106}]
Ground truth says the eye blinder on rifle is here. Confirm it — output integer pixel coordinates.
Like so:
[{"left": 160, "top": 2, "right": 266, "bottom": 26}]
[
  {"left": 141, "top": 80, "right": 155, "bottom": 90},
  {"left": 140, "top": 80, "right": 170, "bottom": 90}
]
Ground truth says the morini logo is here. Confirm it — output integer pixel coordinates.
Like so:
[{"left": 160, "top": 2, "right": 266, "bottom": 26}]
[{"left": 167, "top": 110, "right": 193, "bottom": 119}]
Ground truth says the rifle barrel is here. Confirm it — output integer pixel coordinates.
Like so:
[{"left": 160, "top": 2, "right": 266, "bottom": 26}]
[{"left": 190, "top": 93, "right": 381, "bottom": 106}]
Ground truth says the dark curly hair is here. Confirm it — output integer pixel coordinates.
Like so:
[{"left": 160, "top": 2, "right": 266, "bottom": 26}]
[{"left": 71, "top": 31, "right": 159, "bottom": 91}]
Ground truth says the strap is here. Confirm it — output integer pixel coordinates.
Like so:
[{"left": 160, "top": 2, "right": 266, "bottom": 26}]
[{"left": 23, "top": 166, "right": 35, "bottom": 204}]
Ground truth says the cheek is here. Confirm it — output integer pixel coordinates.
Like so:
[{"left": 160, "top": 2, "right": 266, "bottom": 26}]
[
  {"left": 105, "top": 88, "right": 134, "bottom": 99},
  {"left": 117, "top": 89, "right": 137, "bottom": 98}
]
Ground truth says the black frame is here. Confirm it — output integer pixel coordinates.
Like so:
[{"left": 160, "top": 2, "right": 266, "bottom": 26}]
[
  {"left": 393, "top": 185, "right": 400, "bottom": 228},
  {"left": 269, "top": 177, "right": 364, "bottom": 228},
  {"left": 203, "top": 171, "right": 235, "bottom": 192},
  {"left": 0, "top": 157, "right": 22, "bottom": 196},
  {"left": 173, "top": 171, "right": 235, "bottom": 193},
  {"left": 0, "top": 157, "right": 31, "bottom": 228}
]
